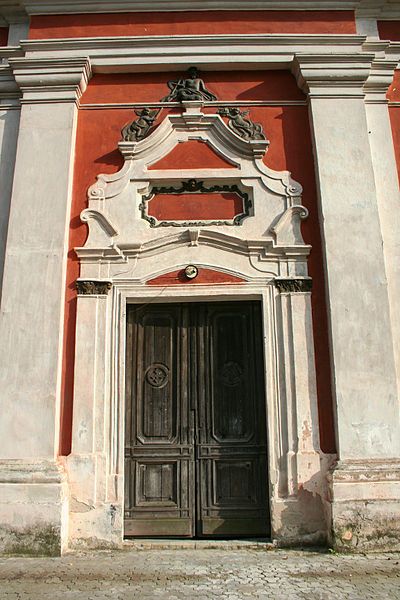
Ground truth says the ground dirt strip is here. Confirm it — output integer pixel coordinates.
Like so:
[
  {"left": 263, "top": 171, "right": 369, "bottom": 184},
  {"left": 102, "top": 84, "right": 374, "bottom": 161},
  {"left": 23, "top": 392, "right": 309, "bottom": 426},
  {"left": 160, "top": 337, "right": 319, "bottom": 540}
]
[{"left": 0, "top": 546, "right": 399, "bottom": 599}]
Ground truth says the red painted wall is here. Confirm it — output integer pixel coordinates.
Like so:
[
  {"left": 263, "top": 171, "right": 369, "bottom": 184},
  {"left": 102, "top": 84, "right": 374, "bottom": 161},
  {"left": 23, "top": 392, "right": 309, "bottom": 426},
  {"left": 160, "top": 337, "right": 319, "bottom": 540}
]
[
  {"left": 60, "top": 69, "right": 336, "bottom": 455},
  {"left": 387, "top": 70, "right": 400, "bottom": 185},
  {"left": 148, "top": 192, "right": 243, "bottom": 221},
  {"left": 149, "top": 141, "right": 235, "bottom": 170},
  {"left": 0, "top": 27, "right": 8, "bottom": 46},
  {"left": 148, "top": 268, "right": 246, "bottom": 285},
  {"left": 377, "top": 20, "right": 400, "bottom": 40},
  {"left": 29, "top": 11, "right": 355, "bottom": 39},
  {"left": 378, "top": 23, "right": 400, "bottom": 186}
]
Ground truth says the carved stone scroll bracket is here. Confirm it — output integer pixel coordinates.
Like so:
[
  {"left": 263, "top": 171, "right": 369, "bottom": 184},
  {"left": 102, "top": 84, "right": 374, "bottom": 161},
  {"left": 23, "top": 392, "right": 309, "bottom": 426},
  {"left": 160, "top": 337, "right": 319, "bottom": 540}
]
[
  {"left": 76, "top": 280, "right": 112, "bottom": 295},
  {"left": 270, "top": 205, "right": 309, "bottom": 246},
  {"left": 80, "top": 208, "right": 119, "bottom": 247},
  {"left": 274, "top": 278, "right": 312, "bottom": 293}
]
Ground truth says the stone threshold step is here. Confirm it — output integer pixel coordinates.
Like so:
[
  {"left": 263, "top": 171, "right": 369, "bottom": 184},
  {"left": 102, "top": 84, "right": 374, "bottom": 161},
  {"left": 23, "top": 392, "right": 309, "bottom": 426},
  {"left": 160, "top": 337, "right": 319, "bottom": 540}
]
[{"left": 123, "top": 538, "right": 275, "bottom": 550}]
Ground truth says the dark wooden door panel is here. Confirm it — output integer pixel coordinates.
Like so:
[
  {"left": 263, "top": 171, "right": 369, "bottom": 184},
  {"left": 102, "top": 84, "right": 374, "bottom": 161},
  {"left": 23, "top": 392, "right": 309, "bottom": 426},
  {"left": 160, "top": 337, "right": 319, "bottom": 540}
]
[
  {"left": 196, "top": 303, "right": 269, "bottom": 537},
  {"left": 125, "top": 304, "right": 193, "bottom": 537},
  {"left": 125, "top": 301, "right": 269, "bottom": 538}
]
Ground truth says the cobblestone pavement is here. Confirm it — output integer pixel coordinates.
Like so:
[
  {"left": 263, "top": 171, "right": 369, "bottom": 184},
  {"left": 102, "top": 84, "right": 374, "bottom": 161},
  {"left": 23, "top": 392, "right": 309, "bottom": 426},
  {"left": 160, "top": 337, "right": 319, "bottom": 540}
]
[{"left": 0, "top": 545, "right": 399, "bottom": 599}]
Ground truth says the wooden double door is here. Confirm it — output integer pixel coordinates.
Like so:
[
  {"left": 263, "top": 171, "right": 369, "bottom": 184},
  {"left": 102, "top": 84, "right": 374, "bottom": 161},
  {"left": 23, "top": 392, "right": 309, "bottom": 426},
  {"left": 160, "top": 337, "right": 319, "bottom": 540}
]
[{"left": 125, "top": 301, "right": 269, "bottom": 538}]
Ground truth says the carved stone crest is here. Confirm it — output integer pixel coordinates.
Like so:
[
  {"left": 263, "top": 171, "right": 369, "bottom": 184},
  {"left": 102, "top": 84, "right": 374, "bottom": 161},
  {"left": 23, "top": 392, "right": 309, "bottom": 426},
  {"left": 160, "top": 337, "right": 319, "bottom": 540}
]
[
  {"left": 161, "top": 67, "right": 217, "bottom": 103},
  {"left": 121, "top": 108, "right": 159, "bottom": 142},
  {"left": 218, "top": 107, "right": 266, "bottom": 141},
  {"left": 76, "top": 280, "right": 112, "bottom": 295}
]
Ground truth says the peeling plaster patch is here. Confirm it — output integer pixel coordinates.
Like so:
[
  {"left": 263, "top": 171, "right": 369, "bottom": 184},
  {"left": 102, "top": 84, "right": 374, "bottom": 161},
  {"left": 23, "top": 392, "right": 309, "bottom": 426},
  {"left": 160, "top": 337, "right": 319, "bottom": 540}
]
[{"left": 70, "top": 497, "right": 94, "bottom": 513}]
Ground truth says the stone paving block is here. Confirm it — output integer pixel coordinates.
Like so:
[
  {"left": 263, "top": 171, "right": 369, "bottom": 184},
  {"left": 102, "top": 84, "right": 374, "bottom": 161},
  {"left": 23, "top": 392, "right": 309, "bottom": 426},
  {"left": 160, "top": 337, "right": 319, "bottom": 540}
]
[{"left": 0, "top": 548, "right": 400, "bottom": 599}]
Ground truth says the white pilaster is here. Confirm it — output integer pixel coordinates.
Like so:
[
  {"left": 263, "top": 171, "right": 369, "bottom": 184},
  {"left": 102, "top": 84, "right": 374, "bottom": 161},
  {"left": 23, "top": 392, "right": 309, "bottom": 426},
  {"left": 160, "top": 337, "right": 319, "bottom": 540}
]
[
  {"left": 0, "top": 57, "right": 91, "bottom": 555},
  {"left": 273, "top": 280, "right": 329, "bottom": 546},
  {"left": 363, "top": 56, "right": 400, "bottom": 397},
  {"left": 0, "top": 66, "right": 20, "bottom": 298},
  {"left": 67, "top": 286, "right": 122, "bottom": 549},
  {"left": 295, "top": 54, "right": 400, "bottom": 550}
]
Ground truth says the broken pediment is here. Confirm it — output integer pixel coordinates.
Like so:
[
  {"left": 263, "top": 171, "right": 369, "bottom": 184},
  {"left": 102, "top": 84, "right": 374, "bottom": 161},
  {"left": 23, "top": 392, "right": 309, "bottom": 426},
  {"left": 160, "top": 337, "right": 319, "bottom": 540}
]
[{"left": 78, "top": 102, "right": 309, "bottom": 282}]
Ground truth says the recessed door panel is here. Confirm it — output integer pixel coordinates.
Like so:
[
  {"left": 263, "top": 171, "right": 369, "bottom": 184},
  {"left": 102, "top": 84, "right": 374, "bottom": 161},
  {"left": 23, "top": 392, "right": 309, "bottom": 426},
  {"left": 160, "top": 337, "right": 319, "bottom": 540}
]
[{"left": 124, "top": 302, "right": 269, "bottom": 538}]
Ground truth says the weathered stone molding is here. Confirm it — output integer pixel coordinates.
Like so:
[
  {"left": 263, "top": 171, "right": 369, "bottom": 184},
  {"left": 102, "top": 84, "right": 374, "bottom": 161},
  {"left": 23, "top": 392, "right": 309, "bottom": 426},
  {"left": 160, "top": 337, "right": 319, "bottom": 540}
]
[
  {"left": 8, "top": 56, "right": 92, "bottom": 104},
  {"left": 293, "top": 53, "right": 375, "bottom": 98},
  {"left": 274, "top": 278, "right": 312, "bottom": 293},
  {"left": 0, "top": 459, "right": 66, "bottom": 484},
  {"left": 3, "top": 0, "right": 400, "bottom": 18},
  {"left": 76, "top": 280, "right": 112, "bottom": 295},
  {"left": 329, "top": 459, "right": 400, "bottom": 551}
]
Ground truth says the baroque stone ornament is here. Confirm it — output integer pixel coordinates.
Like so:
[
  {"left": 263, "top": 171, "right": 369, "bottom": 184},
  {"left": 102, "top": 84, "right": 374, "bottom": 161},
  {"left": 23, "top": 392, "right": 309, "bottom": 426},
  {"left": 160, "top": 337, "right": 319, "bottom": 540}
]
[
  {"left": 184, "top": 265, "right": 198, "bottom": 280},
  {"left": 218, "top": 107, "right": 266, "bottom": 141},
  {"left": 121, "top": 108, "right": 159, "bottom": 142},
  {"left": 76, "top": 280, "right": 112, "bottom": 295},
  {"left": 161, "top": 67, "right": 217, "bottom": 103},
  {"left": 274, "top": 278, "right": 312, "bottom": 293},
  {"left": 140, "top": 179, "right": 251, "bottom": 228}
]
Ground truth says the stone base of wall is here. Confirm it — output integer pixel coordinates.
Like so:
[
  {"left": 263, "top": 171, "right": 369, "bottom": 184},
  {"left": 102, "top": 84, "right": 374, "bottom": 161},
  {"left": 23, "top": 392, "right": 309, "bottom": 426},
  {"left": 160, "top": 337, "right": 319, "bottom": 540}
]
[
  {"left": 0, "top": 460, "right": 68, "bottom": 556},
  {"left": 330, "top": 459, "right": 400, "bottom": 552}
]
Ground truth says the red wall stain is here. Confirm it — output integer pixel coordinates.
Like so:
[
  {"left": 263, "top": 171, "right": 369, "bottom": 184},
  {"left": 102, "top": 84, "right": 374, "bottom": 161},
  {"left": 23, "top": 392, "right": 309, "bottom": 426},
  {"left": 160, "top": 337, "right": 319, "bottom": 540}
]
[
  {"left": 29, "top": 11, "right": 355, "bottom": 39},
  {"left": 60, "top": 70, "right": 336, "bottom": 455},
  {"left": 150, "top": 140, "right": 235, "bottom": 170},
  {"left": 0, "top": 27, "right": 8, "bottom": 46},
  {"left": 148, "top": 192, "right": 243, "bottom": 221},
  {"left": 148, "top": 268, "right": 246, "bottom": 285}
]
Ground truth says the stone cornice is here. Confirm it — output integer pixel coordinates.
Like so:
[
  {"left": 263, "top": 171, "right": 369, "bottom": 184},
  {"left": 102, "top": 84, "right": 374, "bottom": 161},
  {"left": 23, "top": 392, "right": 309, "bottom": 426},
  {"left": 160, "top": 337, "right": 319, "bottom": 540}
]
[
  {"left": 364, "top": 57, "right": 400, "bottom": 102},
  {"left": 0, "top": 1, "right": 362, "bottom": 19},
  {"left": 8, "top": 55, "right": 92, "bottom": 103},
  {"left": 17, "top": 34, "right": 367, "bottom": 73},
  {"left": 0, "top": 63, "right": 19, "bottom": 98},
  {"left": 1, "top": 34, "right": 397, "bottom": 102},
  {"left": 2, "top": 0, "right": 400, "bottom": 20}
]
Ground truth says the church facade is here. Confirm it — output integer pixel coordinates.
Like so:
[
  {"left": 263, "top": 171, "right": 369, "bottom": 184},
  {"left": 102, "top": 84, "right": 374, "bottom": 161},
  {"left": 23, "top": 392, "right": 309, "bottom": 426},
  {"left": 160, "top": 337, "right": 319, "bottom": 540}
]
[{"left": 0, "top": 0, "right": 400, "bottom": 555}]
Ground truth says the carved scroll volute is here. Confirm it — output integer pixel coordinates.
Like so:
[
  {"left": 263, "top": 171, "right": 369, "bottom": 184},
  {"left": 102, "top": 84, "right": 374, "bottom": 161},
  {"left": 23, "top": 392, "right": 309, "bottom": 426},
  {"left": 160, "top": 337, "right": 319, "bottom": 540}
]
[{"left": 271, "top": 205, "right": 309, "bottom": 246}]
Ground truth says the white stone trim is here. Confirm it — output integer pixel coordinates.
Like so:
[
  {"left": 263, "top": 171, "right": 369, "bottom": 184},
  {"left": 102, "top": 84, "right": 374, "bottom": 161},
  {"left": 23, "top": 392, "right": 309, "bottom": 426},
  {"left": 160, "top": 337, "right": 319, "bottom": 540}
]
[{"left": 66, "top": 102, "right": 327, "bottom": 547}]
